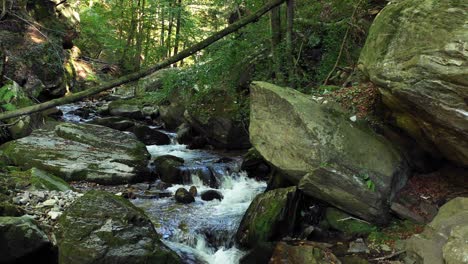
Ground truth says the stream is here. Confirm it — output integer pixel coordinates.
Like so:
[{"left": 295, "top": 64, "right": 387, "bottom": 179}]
[{"left": 58, "top": 101, "right": 266, "bottom": 264}]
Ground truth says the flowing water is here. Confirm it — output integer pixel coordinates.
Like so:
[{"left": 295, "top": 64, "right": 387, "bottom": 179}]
[{"left": 58, "top": 102, "right": 266, "bottom": 264}]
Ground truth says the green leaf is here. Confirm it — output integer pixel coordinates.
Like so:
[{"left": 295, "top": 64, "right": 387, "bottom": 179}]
[{"left": 2, "top": 103, "right": 17, "bottom": 111}]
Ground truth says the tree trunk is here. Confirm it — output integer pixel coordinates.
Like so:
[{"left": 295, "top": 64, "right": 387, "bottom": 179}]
[
  {"left": 0, "top": 46, "right": 5, "bottom": 86},
  {"left": 134, "top": 0, "right": 146, "bottom": 70},
  {"left": 0, "top": 0, "right": 287, "bottom": 121},
  {"left": 270, "top": 5, "right": 282, "bottom": 81},
  {"left": 165, "top": 0, "right": 175, "bottom": 58},
  {"left": 173, "top": 0, "right": 182, "bottom": 59},
  {"left": 286, "top": 0, "right": 295, "bottom": 86}
]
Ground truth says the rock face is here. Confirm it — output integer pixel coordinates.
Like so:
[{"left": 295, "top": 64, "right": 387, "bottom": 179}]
[
  {"left": 0, "top": 122, "right": 150, "bottom": 185},
  {"left": 249, "top": 82, "right": 409, "bottom": 223},
  {"left": 0, "top": 0, "right": 79, "bottom": 98},
  {"left": 405, "top": 197, "right": 468, "bottom": 264},
  {"left": 358, "top": 0, "right": 468, "bottom": 167},
  {"left": 57, "top": 190, "right": 181, "bottom": 264},
  {"left": 0, "top": 215, "right": 56, "bottom": 264},
  {"left": 236, "top": 187, "right": 297, "bottom": 248}
]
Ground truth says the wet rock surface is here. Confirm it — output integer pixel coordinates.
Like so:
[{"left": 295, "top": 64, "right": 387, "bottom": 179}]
[
  {"left": 0, "top": 215, "right": 57, "bottom": 264},
  {"left": 0, "top": 122, "right": 151, "bottom": 185},
  {"left": 249, "top": 81, "right": 409, "bottom": 223},
  {"left": 359, "top": 0, "right": 468, "bottom": 167},
  {"left": 57, "top": 190, "right": 181, "bottom": 264}
]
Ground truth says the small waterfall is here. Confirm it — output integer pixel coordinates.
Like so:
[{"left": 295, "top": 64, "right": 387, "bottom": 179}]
[
  {"left": 137, "top": 141, "right": 266, "bottom": 264},
  {"left": 57, "top": 102, "right": 265, "bottom": 264}
]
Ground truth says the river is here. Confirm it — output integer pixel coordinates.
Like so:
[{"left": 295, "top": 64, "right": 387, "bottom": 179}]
[{"left": 58, "top": 101, "right": 266, "bottom": 264}]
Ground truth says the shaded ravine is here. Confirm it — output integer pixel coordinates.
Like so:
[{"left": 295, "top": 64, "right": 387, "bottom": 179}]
[{"left": 58, "top": 102, "right": 266, "bottom": 264}]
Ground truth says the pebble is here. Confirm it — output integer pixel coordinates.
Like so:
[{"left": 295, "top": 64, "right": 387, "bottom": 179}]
[
  {"left": 48, "top": 211, "right": 62, "bottom": 220},
  {"left": 348, "top": 238, "right": 370, "bottom": 253},
  {"left": 43, "top": 199, "right": 57, "bottom": 207},
  {"left": 12, "top": 189, "right": 82, "bottom": 227}
]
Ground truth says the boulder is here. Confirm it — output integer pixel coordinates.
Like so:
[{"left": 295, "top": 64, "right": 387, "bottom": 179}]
[
  {"left": 57, "top": 190, "right": 180, "bottom": 264},
  {"left": 359, "top": 0, "right": 468, "bottom": 167},
  {"left": 108, "top": 101, "right": 145, "bottom": 120},
  {"left": 249, "top": 82, "right": 409, "bottom": 223},
  {"left": 200, "top": 190, "right": 224, "bottom": 201},
  {"left": 159, "top": 103, "right": 185, "bottom": 130},
  {"left": 236, "top": 187, "right": 297, "bottom": 248},
  {"left": 0, "top": 122, "right": 151, "bottom": 185},
  {"left": 175, "top": 123, "right": 194, "bottom": 145},
  {"left": 174, "top": 188, "right": 195, "bottom": 204},
  {"left": 89, "top": 117, "right": 135, "bottom": 131},
  {"left": 154, "top": 155, "right": 184, "bottom": 184},
  {"left": 129, "top": 124, "right": 171, "bottom": 145},
  {"left": 189, "top": 186, "right": 198, "bottom": 197},
  {"left": 185, "top": 111, "right": 250, "bottom": 149},
  {"left": 241, "top": 148, "right": 271, "bottom": 180},
  {"left": 0, "top": 0, "right": 79, "bottom": 98},
  {"left": 0, "top": 216, "right": 56, "bottom": 264},
  {"left": 269, "top": 241, "right": 340, "bottom": 264},
  {"left": 405, "top": 197, "right": 468, "bottom": 264}
]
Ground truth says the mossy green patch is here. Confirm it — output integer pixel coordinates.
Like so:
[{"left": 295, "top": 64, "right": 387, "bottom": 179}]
[
  {"left": 325, "top": 207, "right": 377, "bottom": 236},
  {"left": 236, "top": 187, "right": 296, "bottom": 248}
]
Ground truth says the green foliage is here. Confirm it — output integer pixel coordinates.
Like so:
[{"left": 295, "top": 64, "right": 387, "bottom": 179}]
[{"left": 358, "top": 173, "right": 376, "bottom": 191}]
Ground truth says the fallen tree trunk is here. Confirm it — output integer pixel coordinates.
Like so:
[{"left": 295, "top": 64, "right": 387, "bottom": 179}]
[{"left": 0, "top": 0, "right": 286, "bottom": 121}]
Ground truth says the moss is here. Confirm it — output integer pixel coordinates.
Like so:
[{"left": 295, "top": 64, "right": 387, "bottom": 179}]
[
  {"left": 325, "top": 207, "right": 376, "bottom": 236},
  {"left": 237, "top": 187, "right": 296, "bottom": 247}
]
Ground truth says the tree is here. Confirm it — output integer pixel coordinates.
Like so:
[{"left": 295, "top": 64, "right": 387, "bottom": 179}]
[{"left": 0, "top": 0, "right": 288, "bottom": 121}]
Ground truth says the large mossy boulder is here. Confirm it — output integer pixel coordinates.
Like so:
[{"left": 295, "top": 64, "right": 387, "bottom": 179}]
[
  {"left": 236, "top": 187, "right": 297, "bottom": 248},
  {"left": 0, "top": 122, "right": 151, "bottom": 185},
  {"left": 249, "top": 82, "right": 409, "bottom": 223},
  {"left": 405, "top": 197, "right": 468, "bottom": 264},
  {"left": 0, "top": 0, "right": 79, "bottom": 98},
  {"left": 0, "top": 215, "right": 57, "bottom": 264},
  {"left": 57, "top": 190, "right": 181, "bottom": 264},
  {"left": 358, "top": 0, "right": 468, "bottom": 167}
]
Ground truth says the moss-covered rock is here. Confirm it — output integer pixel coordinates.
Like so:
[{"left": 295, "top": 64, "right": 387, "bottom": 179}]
[
  {"left": 236, "top": 187, "right": 297, "bottom": 248},
  {"left": 0, "top": 215, "right": 56, "bottom": 264},
  {"left": 405, "top": 197, "right": 468, "bottom": 264},
  {"left": 154, "top": 155, "right": 184, "bottom": 184},
  {"left": 0, "top": 0, "right": 79, "bottom": 98},
  {"left": 27, "top": 168, "right": 72, "bottom": 191},
  {"left": 57, "top": 190, "right": 181, "bottom": 264},
  {"left": 185, "top": 90, "right": 250, "bottom": 149},
  {"left": 269, "top": 241, "right": 341, "bottom": 264},
  {"left": 0, "top": 122, "right": 151, "bottom": 185},
  {"left": 249, "top": 82, "right": 409, "bottom": 223},
  {"left": 324, "top": 207, "right": 376, "bottom": 236},
  {"left": 359, "top": 0, "right": 468, "bottom": 167}
]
